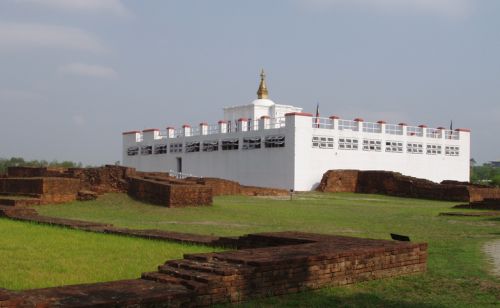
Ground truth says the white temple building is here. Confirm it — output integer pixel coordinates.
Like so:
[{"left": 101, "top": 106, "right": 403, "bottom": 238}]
[{"left": 122, "top": 71, "right": 471, "bottom": 191}]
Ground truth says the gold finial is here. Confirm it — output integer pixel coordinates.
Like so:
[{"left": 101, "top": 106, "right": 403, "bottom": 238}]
[{"left": 257, "top": 68, "right": 269, "bottom": 99}]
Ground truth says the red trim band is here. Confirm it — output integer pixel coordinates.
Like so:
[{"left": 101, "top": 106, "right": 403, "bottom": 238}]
[
  {"left": 354, "top": 118, "right": 364, "bottom": 122},
  {"left": 142, "top": 128, "right": 159, "bottom": 132},
  {"left": 455, "top": 128, "right": 471, "bottom": 132}
]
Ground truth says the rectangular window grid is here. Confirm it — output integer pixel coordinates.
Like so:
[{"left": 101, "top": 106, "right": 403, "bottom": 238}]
[
  {"left": 185, "top": 142, "right": 200, "bottom": 153},
  {"left": 127, "top": 146, "right": 139, "bottom": 156},
  {"left": 202, "top": 140, "right": 219, "bottom": 152},
  {"left": 385, "top": 141, "right": 403, "bottom": 153},
  {"left": 169, "top": 143, "right": 183, "bottom": 153},
  {"left": 221, "top": 139, "right": 239, "bottom": 151},
  {"left": 362, "top": 139, "right": 381, "bottom": 151},
  {"left": 154, "top": 144, "right": 167, "bottom": 155},
  {"left": 265, "top": 135, "right": 285, "bottom": 148},
  {"left": 141, "top": 145, "right": 152, "bottom": 155},
  {"left": 407, "top": 142, "right": 423, "bottom": 154},
  {"left": 312, "top": 136, "right": 334, "bottom": 149},
  {"left": 426, "top": 144, "right": 442, "bottom": 155},
  {"left": 338, "top": 138, "right": 358, "bottom": 150},
  {"left": 445, "top": 146, "right": 459, "bottom": 156},
  {"left": 243, "top": 137, "right": 261, "bottom": 150}
]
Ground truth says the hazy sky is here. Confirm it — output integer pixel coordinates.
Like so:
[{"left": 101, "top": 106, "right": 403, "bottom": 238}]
[{"left": 0, "top": 0, "right": 498, "bottom": 165}]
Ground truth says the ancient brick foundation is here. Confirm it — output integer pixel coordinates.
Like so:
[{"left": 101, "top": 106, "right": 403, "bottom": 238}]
[
  {"left": 0, "top": 177, "right": 80, "bottom": 204},
  {"left": 0, "top": 230, "right": 427, "bottom": 307},
  {"left": 186, "top": 177, "right": 289, "bottom": 197},
  {"left": 453, "top": 198, "right": 500, "bottom": 211},
  {"left": 128, "top": 176, "right": 212, "bottom": 207},
  {"left": 317, "top": 170, "right": 500, "bottom": 202}
]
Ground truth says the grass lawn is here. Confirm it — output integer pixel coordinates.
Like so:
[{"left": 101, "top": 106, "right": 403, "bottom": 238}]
[
  {"left": 0, "top": 218, "right": 220, "bottom": 290},
  {"left": 26, "top": 193, "right": 500, "bottom": 306}
]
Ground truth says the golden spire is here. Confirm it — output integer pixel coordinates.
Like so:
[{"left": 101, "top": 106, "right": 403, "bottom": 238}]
[{"left": 256, "top": 69, "right": 269, "bottom": 99}]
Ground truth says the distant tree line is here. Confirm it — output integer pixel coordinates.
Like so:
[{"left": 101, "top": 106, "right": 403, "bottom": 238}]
[
  {"left": 470, "top": 160, "right": 500, "bottom": 187},
  {"left": 0, "top": 157, "right": 85, "bottom": 174}
]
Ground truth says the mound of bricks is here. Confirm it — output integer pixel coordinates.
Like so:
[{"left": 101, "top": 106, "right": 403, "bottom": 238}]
[
  {"left": 1, "top": 231, "right": 427, "bottom": 307},
  {"left": 317, "top": 170, "right": 500, "bottom": 202}
]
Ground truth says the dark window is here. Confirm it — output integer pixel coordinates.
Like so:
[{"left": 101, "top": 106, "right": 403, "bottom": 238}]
[
  {"left": 154, "top": 144, "right": 168, "bottom": 154},
  {"left": 222, "top": 139, "right": 239, "bottom": 150},
  {"left": 170, "top": 143, "right": 183, "bottom": 153},
  {"left": 203, "top": 140, "right": 219, "bottom": 152},
  {"left": 127, "top": 146, "right": 139, "bottom": 156},
  {"left": 185, "top": 142, "right": 200, "bottom": 153},
  {"left": 141, "top": 145, "right": 152, "bottom": 155},
  {"left": 243, "top": 137, "right": 261, "bottom": 150},
  {"left": 265, "top": 135, "right": 285, "bottom": 148}
]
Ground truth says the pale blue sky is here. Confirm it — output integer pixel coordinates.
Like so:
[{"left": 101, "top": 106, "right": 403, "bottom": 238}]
[{"left": 0, "top": 0, "right": 498, "bottom": 165}]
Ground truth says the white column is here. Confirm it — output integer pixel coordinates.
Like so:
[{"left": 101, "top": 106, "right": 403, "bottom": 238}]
[
  {"left": 399, "top": 123, "right": 408, "bottom": 136},
  {"left": 419, "top": 124, "right": 427, "bottom": 138},
  {"left": 182, "top": 124, "right": 191, "bottom": 137},
  {"left": 259, "top": 115, "right": 270, "bottom": 131},
  {"left": 238, "top": 118, "right": 248, "bottom": 132},
  {"left": 377, "top": 120, "right": 386, "bottom": 134},
  {"left": 200, "top": 123, "right": 208, "bottom": 135},
  {"left": 329, "top": 116, "right": 339, "bottom": 130},
  {"left": 166, "top": 127, "right": 175, "bottom": 138},
  {"left": 218, "top": 121, "right": 227, "bottom": 134}
]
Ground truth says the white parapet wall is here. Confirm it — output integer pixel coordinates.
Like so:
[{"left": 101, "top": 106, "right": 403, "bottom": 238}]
[{"left": 122, "top": 113, "right": 470, "bottom": 191}]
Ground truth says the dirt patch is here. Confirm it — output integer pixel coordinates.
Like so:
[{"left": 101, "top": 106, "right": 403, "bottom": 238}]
[{"left": 484, "top": 239, "right": 500, "bottom": 278}]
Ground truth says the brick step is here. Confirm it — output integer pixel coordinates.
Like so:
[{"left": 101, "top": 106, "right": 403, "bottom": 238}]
[
  {"left": 142, "top": 272, "right": 208, "bottom": 292},
  {"left": 158, "top": 264, "right": 224, "bottom": 284},
  {"left": 165, "top": 259, "right": 250, "bottom": 276},
  {"left": 0, "top": 205, "right": 39, "bottom": 217},
  {"left": 0, "top": 197, "right": 42, "bottom": 207}
]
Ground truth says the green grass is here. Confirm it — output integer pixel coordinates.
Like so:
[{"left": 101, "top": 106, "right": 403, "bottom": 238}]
[
  {"left": 0, "top": 218, "right": 220, "bottom": 290},
  {"left": 19, "top": 193, "right": 500, "bottom": 306}
]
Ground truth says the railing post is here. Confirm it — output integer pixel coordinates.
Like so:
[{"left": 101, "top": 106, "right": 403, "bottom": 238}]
[
  {"left": 200, "top": 123, "right": 208, "bottom": 135},
  {"left": 182, "top": 124, "right": 191, "bottom": 137},
  {"left": 166, "top": 127, "right": 175, "bottom": 138},
  {"left": 418, "top": 124, "right": 427, "bottom": 138},
  {"left": 399, "top": 123, "right": 408, "bottom": 136},
  {"left": 437, "top": 127, "right": 445, "bottom": 140},
  {"left": 354, "top": 118, "right": 364, "bottom": 132},
  {"left": 218, "top": 120, "right": 227, "bottom": 134},
  {"left": 238, "top": 118, "right": 248, "bottom": 132},
  {"left": 329, "top": 116, "right": 339, "bottom": 130},
  {"left": 377, "top": 120, "right": 386, "bottom": 134},
  {"left": 259, "top": 116, "right": 270, "bottom": 131}
]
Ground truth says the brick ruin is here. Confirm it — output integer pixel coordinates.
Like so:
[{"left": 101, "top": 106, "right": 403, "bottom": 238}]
[
  {"left": 0, "top": 166, "right": 288, "bottom": 208},
  {"left": 317, "top": 170, "right": 500, "bottom": 202},
  {"left": 453, "top": 198, "right": 500, "bottom": 211},
  {"left": 0, "top": 227, "right": 427, "bottom": 307}
]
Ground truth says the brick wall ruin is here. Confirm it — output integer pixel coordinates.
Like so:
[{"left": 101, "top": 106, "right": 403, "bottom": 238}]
[
  {"left": 317, "top": 170, "right": 500, "bottom": 202},
  {"left": 0, "top": 231, "right": 428, "bottom": 307},
  {"left": 127, "top": 176, "right": 212, "bottom": 207}
]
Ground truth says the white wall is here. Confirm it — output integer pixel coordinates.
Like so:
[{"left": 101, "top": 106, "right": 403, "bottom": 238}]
[
  {"left": 123, "top": 127, "right": 295, "bottom": 190},
  {"left": 292, "top": 119, "right": 470, "bottom": 190},
  {"left": 123, "top": 115, "right": 471, "bottom": 191}
]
